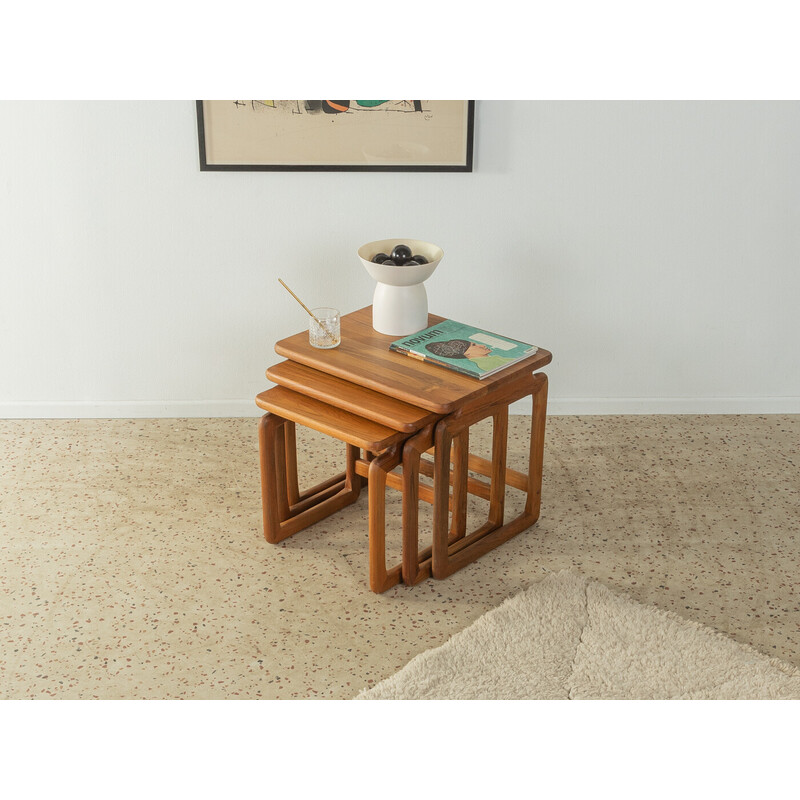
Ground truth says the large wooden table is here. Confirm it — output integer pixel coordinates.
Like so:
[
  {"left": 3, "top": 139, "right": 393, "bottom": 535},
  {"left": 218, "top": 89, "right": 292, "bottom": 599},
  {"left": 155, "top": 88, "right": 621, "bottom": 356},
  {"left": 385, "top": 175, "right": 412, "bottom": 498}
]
[{"left": 274, "top": 306, "right": 552, "bottom": 414}]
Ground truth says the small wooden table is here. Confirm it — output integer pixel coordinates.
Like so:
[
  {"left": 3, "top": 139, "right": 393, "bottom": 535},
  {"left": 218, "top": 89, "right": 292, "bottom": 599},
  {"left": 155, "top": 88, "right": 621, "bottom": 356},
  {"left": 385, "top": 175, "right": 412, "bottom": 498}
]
[{"left": 262, "top": 306, "right": 552, "bottom": 591}]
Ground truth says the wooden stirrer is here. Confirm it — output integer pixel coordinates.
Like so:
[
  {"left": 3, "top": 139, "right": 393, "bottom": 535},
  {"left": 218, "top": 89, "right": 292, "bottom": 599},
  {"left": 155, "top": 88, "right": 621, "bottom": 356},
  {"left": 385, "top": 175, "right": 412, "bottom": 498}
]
[{"left": 278, "top": 278, "right": 323, "bottom": 325}]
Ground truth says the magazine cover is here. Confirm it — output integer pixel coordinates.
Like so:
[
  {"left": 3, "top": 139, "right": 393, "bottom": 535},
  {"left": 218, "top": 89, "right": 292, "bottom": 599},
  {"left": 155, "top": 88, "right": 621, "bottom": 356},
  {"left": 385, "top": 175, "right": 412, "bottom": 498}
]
[{"left": 390, "top": 319, "right": 537, "bottom": 379}]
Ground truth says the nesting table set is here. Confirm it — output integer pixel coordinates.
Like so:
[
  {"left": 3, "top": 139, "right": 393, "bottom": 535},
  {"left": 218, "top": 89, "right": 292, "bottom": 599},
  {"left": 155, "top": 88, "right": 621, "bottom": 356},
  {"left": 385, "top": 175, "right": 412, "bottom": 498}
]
[{"left": 256, "top": 306, "right": 552, "bottom": 593}]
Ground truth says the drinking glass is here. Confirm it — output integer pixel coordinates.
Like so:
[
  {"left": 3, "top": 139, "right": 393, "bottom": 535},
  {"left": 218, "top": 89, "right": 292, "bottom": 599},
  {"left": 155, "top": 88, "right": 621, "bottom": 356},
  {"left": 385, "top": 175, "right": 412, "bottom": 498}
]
[{"left": 309, "top": 307, "right": 341, "bottom": 349}]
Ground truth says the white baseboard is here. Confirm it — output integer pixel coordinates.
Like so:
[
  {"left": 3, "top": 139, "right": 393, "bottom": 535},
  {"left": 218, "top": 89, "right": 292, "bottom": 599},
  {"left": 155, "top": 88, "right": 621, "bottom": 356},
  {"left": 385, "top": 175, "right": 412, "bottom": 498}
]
[
  {"left": 515, "top": 396, "right": 800, "bottom": 415},
  {"left": 1, "top": 396, "right": 798, "bottom": 419},
  {"left": 0, "top": 400, "right": 258, "bottom": 419}
]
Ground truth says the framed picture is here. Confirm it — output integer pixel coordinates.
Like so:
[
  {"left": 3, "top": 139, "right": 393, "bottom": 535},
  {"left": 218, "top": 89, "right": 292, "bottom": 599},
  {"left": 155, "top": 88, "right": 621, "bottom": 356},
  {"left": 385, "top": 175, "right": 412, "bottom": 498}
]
[{"left": 196, "top": 100, "right": 475, "bottom": 172}]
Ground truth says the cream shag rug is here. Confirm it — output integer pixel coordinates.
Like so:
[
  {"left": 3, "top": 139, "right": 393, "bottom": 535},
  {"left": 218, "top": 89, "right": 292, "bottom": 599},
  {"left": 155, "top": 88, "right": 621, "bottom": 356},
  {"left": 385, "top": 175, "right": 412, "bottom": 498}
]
[{"left": 357, "top": 571, "right": 800, "bottom": 700}]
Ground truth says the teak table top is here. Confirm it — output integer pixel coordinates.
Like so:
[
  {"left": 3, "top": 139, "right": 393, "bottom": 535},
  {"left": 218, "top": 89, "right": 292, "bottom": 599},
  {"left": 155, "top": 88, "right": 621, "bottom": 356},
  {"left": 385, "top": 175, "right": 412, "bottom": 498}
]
[
  {"left": 274, "top": 306, "right": 552, "bottom": 414},
  {"left": 266, "top": 360, "right": 440, "bottom": 433}
]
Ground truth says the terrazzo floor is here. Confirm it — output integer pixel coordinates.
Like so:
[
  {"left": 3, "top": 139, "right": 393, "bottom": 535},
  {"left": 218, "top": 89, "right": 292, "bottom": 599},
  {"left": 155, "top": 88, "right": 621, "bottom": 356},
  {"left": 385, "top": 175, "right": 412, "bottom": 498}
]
[{"left": 1, "top": 414, "right": 798, "bottom": 699}]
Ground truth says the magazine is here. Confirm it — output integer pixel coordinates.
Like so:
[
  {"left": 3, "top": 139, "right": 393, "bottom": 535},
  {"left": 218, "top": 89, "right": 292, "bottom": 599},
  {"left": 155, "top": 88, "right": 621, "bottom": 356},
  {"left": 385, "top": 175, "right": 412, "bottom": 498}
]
[{"left": 389, "top": 319, "right": 538, "bottom": 380}]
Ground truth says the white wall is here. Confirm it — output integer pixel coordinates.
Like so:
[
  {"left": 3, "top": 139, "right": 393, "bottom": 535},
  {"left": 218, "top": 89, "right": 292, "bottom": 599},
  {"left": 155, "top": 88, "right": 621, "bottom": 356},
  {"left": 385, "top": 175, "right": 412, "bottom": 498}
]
[{"left": 1, "top": 100, "right": 798, "bottom": 417}]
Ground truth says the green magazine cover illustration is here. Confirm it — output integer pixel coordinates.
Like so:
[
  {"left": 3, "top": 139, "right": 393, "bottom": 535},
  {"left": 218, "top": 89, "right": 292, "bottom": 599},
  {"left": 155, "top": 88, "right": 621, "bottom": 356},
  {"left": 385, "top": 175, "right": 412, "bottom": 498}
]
[{"left": 390, "top": 319, "right": 537, "bottom": 379}]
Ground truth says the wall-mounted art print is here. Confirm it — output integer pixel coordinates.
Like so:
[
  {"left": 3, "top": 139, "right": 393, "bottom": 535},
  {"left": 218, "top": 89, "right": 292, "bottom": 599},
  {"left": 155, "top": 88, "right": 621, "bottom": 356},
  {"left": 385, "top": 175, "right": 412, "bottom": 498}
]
[{"left": 196, "top": 100, "right": 475, "bottom": 172}]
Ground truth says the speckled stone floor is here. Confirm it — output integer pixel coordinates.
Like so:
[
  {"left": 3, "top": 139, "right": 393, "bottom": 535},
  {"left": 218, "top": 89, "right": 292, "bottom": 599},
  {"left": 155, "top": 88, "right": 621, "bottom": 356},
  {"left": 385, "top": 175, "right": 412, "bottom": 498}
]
[{"left": 0, "top": 414, "right": 797, "bottom": 699}]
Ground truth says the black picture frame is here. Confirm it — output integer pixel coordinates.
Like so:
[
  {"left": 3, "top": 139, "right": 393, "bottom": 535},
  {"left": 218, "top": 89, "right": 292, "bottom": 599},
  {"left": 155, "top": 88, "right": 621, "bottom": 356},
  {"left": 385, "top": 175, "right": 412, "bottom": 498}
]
[{"left": 196, "top": 100, "right": 475, "bottom": 172}]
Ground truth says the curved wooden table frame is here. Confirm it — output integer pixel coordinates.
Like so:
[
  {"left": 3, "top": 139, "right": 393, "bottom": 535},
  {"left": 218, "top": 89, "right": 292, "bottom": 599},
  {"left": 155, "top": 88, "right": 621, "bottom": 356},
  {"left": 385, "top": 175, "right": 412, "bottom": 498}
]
[
  {"left": 257, "top": 372, "right": 549, "bottom": 592},
  {"left": 258, "top": 411, "right": 437, "bottom": 593},
  {"left": 258, "top": 414, "right": 363, "bottom": 544},
  {"left": 430, "top": 371, "right": 549, "bottom": 580}
]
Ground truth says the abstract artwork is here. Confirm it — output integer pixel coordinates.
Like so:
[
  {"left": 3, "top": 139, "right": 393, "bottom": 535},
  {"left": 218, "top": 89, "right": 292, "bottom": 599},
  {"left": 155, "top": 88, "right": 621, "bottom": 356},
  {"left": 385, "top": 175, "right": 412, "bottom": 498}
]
[{"left": 196, "top": 100, "right": 474, "bottom": 172}]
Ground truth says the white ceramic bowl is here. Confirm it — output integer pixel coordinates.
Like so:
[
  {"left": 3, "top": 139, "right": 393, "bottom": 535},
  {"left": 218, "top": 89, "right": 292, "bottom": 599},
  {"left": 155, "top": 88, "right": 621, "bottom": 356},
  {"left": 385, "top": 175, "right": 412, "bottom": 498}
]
[
  {"left": 358, "top": 239, "right": 443, "bottom": 287},
  {"left": 357, "top": 239, "right": 444, "bottom": 335}
]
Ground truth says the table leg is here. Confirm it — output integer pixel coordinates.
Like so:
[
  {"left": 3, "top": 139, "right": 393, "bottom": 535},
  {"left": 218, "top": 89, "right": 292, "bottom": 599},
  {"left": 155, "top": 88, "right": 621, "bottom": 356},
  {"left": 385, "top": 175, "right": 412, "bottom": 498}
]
[
  {"left": 368, "top": 445, "right": 403, "bottom": 593},
  {"left": 401, "top": 424, "right": 435, "bottom": 586},
  {"left": 488, "top": 405, "right": 508, "bottom": 528},
  {"left": 283, "top": 421, "right": 300, "bottom": 506},
  {"left": 526, "top": 372, "right": 548, "bottom": 521},
  {"left": 449, "top": 430, "right": 470, "bottom": 542}
]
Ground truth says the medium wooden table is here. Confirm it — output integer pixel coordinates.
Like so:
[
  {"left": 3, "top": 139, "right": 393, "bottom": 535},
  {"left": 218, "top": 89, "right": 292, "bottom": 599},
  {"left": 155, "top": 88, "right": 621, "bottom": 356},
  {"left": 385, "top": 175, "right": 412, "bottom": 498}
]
[{"left": 265, "top": 305, "right": 553, "bottom": 589}]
